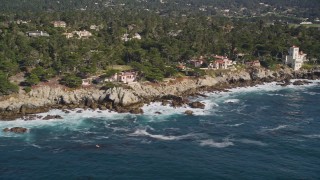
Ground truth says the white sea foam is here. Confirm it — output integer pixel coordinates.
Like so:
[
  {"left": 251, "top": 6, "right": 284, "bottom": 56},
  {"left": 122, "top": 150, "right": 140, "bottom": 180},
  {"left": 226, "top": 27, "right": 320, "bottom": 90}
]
[
  {"left": 94, "top": 136, "right": 109, "bottom": 140},
  {"left": 302, "top": 134, "right": 320, "bottom": 139},
  {"left": 29, "top": 143, "right": 42, "bottom": 149},
  {"left": 237, "top": 139, "right": 267, "bottom": 146},
  {"left": 142, "top": 101, "right": 215, "bottom": 117},
  {"left": 227, "top": 123, "right": 244, "bottom": 127},
  {"left": 220, "top": 80, "right": 320, "bottom": 97},
  {"left": 224, "top": 99, "right": 240, "bottom": 104},
  {"left": 266, "top": 125, "right": 289, "bottom": 132},
  {"left": 0, "top": 108, "right": 133, "bottom": 136},
  {"left": 129, "top": 128, "right": 200, "bottom": 141},
  {"left": 199, "top": 139, "right": 234, "bottom": 148},
  {"left": 108, "top": 127, "right": 131, "bottom": 132},
  {"left": 303, "top": 92, "right": 320, "bottom": 96}
]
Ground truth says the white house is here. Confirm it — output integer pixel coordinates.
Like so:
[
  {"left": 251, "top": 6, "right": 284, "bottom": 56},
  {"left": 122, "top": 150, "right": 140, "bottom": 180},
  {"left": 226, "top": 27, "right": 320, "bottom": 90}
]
[
  {"left": 300, "top": 22, "right": 312, "bottom": 25},
  {"left": 284, "top": 46, "right": 307, "bottom": 71},
  {"left": 63, "top": 30, "right": 92, "bottom": 39},
  {"left": 104, "top": 71, "right": 138, "bottom": 84},
  {"left": 73, "top": 30, "right": 92, "bottom": 39},
  {"left": 121, "top": 33, "right": 142, "bottom": 42},
  {"left": 52, "top": 21, "right": 67, "bottom": 28},
  {"left": 208, "top": 55, "right": 234, "bottom": 70},
  {"left": 90, "top": 24, "right": 103, "bottom": 31},
  {"left": 27, "top": 31, "right": 50, "bottom": 37}
]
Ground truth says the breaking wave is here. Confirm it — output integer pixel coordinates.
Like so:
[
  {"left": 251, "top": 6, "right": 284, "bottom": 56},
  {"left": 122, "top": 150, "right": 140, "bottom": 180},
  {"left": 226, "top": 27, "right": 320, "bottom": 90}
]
[
  {"left": 129, "top": 128, "right": 200, "bottom": 141},
  {"left": 265, "top": 125, "right": 289, "bottom": 132},
  {"left": 224, "top": 99, "right": 240, "bottom": 104},
  {"left": 302, "top": 134, "right": 320, "bottom": 139},
  {"left": 199, "top": 139, "right": 234, "bottom": 148},
  {"left": 237, "top": 139, "right": 267, "bottom": 146}
]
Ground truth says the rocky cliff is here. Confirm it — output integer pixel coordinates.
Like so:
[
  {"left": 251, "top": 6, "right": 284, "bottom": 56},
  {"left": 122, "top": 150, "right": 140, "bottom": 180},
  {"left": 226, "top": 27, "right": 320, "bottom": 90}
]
[{"left": 0, "top": 67, "right": 319, "bottom": 120}]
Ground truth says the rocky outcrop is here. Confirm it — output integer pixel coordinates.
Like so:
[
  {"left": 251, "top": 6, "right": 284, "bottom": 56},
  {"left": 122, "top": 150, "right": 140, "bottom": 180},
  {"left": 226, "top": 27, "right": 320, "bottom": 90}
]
[
  {"left": 106, "top": 87, "right": 140, "bottom": 106},
  {"left": 292, "top": 80, "right": 312, "bottom": 86},
  {"left": 42, "top": 115, "right": 63, "bottom": 120},
  {"left": 189, "top": 101, "right": 205, "bottom": 109},
  {"left": 184, "top": 110, "right": 194, "bottom": 115},
  {"left": 3, "top": 127, "right": 28, "bottom": 133},
  {"left": 0, "top": 67, "right": 319, "bottom": 120}
]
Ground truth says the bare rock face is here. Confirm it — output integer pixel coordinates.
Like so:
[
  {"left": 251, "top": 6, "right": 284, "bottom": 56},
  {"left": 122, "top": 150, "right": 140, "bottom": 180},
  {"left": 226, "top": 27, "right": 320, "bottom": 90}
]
[
  {"left": 129, "top": 108, "right": 144, "bottom": 114},
  {"left": 196, "top": 76, "right": 218, "bottom": 87},
  {"left": 189, "top": 101, "right": 205, "bottom": 109},
  {"left": 3, "top": 127, "right": 28, "bottom": 133},
  {"left": 292, "top": 80, "right": 312, "bottom": 86},
  {"left": 184, "top": 110, "right": 194, "bottom": 115},
  {"left": 107, "top": 87, "right": 140, "bottom": 106}
]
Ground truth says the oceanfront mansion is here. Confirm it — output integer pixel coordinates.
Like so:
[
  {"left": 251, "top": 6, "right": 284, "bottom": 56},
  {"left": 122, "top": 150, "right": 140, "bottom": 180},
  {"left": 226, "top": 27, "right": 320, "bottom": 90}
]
[{"left": 284, "top": 46, "right": 307, "bottom": 71}]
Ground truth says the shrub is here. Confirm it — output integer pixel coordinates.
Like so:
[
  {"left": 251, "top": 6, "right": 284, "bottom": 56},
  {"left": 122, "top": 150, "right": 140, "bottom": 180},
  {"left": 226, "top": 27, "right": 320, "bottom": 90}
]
[
  {"left": 60, "top": 75, "right": 82, "bottom": 88},
  {"left": 23, "top": 86, "right": 32, "bottom": 93},
  {"left": 0, "top": 71, "right": 19, "bottom": 95},
  {"left": 25, "top": 73, "right": 40, "bottom": 86}
]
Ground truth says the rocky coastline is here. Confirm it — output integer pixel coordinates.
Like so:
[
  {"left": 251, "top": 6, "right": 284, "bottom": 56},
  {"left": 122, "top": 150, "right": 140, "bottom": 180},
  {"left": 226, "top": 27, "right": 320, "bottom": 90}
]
[{"left": 0, "top": 67, "right": 320, "bottom": 122}]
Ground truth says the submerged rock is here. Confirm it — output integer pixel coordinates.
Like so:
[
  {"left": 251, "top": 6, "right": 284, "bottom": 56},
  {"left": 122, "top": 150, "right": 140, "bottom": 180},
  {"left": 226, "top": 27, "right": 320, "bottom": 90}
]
[
  {"left": 42, "top": 115, "right": 63, "bottom": 120},
  {"left": 292, "top": 80, "right": 312, "bottom": 86},
  {"left": 184, "top": 110, "right": 194, "bottom": 115},
  {"left": 129, "top": 108, "right": 144, "bottom": 114},
  {"left": 161, "top": 100, "right": 170, "bottom": 106},
  {"left": 189, "top": 101, "right": 205, "bottom": 109},
  {"left": 63, "top": 110, "right": 70, "bottom": 114},
  {"left": 3, "top": 127, "right": 28, "bottom": 133}
]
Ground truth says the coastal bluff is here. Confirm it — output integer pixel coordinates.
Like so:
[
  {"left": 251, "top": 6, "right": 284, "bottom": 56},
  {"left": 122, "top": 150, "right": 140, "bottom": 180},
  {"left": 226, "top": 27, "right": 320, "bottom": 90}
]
[{"left": 0, "top": 67, "right": 319, "bottom": 120}]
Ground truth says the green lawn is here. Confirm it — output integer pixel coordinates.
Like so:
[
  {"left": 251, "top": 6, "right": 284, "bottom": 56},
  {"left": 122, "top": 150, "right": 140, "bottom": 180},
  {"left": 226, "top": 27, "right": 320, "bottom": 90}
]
[
  {"left": 105, "top": 65, "right": 133, "bottom": 71},
  {"left": 289, "top": 24, "right": 320, "bottom": 28}
]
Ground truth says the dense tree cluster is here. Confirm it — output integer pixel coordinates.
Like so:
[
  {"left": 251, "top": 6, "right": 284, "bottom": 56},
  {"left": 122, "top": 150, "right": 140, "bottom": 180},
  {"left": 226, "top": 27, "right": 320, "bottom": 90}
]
[
  {"left": 0, "top": 0, "right": 319, "bottom": 18},
  {"left": 0, "top": 1, "right": 319, "bottom": 94}
]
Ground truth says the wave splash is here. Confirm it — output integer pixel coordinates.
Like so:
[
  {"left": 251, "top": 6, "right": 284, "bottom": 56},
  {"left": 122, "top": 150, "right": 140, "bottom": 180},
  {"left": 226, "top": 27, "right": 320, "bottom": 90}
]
[
  {"left": 199, "top": 139, "right": 234, "bottom": 148},
  {"left": 129, "top": 128, "right": 199, "bottom": 141},
  {"left": 237, "top": 139, "right": 267, "bottom": 146},
  {"left": 266, "top": 125, "right": 289, "bottom": 132}
]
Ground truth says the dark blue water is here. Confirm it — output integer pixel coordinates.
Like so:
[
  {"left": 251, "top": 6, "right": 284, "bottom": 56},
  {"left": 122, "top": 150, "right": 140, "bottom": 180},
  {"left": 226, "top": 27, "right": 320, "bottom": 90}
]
[{"left": 1, "top": 82, "right": 320, "bottom": 179}]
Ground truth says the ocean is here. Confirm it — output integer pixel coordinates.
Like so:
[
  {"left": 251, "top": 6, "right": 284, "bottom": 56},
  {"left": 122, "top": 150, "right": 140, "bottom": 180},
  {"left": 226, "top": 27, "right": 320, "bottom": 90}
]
[{"left": 1, "top": 80, "right": 320, "bottom": 179}]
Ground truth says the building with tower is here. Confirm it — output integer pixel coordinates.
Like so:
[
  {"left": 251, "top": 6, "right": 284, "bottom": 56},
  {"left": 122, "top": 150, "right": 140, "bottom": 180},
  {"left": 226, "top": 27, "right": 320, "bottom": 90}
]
[{"left": 284, "top": 46, "right": 307, "bottom": 71}]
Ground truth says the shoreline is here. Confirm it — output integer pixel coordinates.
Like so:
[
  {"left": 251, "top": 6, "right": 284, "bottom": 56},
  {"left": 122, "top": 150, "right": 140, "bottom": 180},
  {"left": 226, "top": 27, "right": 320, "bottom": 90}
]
[
  {"left": 0, "top": 67, "right": 320, "bottom": 121},
  {"left": 1, "top": 79, "right": 319, "bottom": 125}
]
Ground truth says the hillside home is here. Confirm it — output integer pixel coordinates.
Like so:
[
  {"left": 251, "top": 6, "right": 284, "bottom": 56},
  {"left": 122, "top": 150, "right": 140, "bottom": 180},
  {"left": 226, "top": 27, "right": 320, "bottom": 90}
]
[
  {"left": 74, "top": 30, "right": 92, "bottom": 39},
  {"left": 82, "top": 79, "right": 91, "bottom": 86},
  {"left": 52, "top": 21, "right": 67, "bottom": 28},
  {"left": 189, "top": 59, "right": 204, "bottom": 68},
  {"left": 27, "top": 31, "right": 50, "bottom": 37},
  {"left": 90, "top": 24, "right": 103, "bottom": 31},
  {"left": 63, "top": 32, "right": 74, "bottom": 39},
  {"left": 177, "top": 63, "right": 186, "bottom": 71},
  {"left": 16, "top": 20, "right": 29, "bottom": 24},
  {"left": 300, "top": 22, "right": 312, "bottom": 25},
  {"left": 118, "top": 72, "right": 137, "bottom": 83},
  {"left": 81, "top": 76, "right": 98, "bottom": 86},
  {"left": 284, "top": 46, "right": 307, "bottom": 71},
  {"left": 103, "top": 71, "right": 138, "bottom": 84},
  {"left": 63, "top": 30, "right": 92, "bottom": 39},
  {"left": 121, "top": 33, "right": 142, "bottom": 42},
  {"left": 209, "top": 55, "right": 234, "bottom": 70}
]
